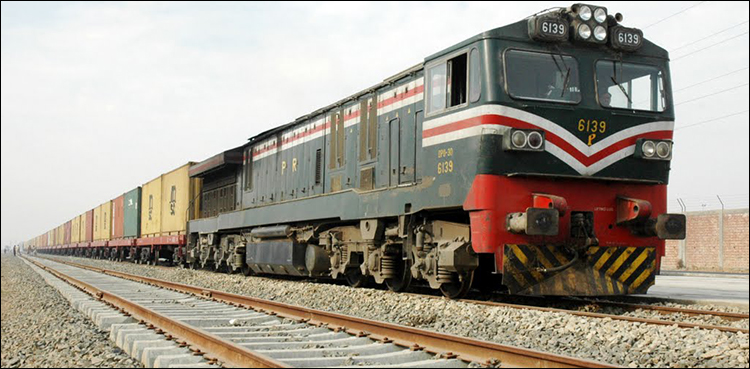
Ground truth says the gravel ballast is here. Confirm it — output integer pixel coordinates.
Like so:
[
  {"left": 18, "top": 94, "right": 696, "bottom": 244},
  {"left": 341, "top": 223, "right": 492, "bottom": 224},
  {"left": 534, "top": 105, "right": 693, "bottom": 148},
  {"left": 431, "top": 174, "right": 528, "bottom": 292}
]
[
  {"left": 1, "top": 255, "right": 141, "bottom": 368},
  {"left": 49, "top": 255, "right": 750, "bottom": 368}
]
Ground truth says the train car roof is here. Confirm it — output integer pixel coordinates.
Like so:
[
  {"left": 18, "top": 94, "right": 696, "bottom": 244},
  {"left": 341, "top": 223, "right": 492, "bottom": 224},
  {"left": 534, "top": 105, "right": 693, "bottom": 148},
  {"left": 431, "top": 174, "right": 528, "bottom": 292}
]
[{"left": 246, "top": 62, "right": 423, "bottom": 144}]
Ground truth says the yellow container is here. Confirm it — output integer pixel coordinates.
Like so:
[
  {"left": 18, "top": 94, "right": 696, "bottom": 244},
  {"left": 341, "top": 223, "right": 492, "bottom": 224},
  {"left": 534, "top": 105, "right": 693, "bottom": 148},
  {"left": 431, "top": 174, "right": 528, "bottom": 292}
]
[
  {"left": 140, "top": 163, "right": 201, "bottom": 237},
  {"left": 160, "top": 163, "right": 201, "bottom": 235},
  {"left": 93, "top": 206, "right": 101, "bottom": 240},
  {"left": 97, "top": 201, "right": 112, "bottom": 241},
  {"left": 57, "top": 224, "right": 64, "bottom": 245},
  {"left": 141, "top": 175, "right": 163, "bottom": 237},
  {"left": 72, "top": 216, "right": 80, "bottom": 243},
  {"left": 78, "top": 214, "right": 86, "bottom": 242}
]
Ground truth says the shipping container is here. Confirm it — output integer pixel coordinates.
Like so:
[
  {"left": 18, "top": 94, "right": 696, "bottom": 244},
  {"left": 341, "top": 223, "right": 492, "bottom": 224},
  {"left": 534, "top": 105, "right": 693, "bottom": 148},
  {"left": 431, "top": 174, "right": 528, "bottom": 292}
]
[
  {"left": 93, "top": 206, "right": 101, "bottom": 240},
  {"left": 112, "top": 195, "right": 124, "bottom": 239},
  {"left": 124, "top": 187, "right": 141, "bottom": 238},
  {"left": 72, "top": 216, "right": 80, "bottom": 243},
  {"left": 64, "top": 220, "right": 72, "bottom": 245},
  {"left": 160, "top": 163, "right": 201, "bottom": 235},
  {"left": 85, "top": 209, "right": 94, "bottom": 242},
  {"left": 95, "top": 201, "right": 112, "bottom": 241},
  {"left": 78, "top": 214, "right": 85, "bottom": 242},
  {"left": 141, "top": 175, "right": 162, "bottom": 237}
]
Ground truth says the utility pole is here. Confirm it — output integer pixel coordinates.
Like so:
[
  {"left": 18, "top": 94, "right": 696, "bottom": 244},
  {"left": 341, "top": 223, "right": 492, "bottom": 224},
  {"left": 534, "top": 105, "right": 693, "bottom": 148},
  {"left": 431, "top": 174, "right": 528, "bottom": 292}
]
[
  {"left": 717, "top": 195, "right": 725, "bottom": 270},
  {"left": 677, "top": 198, "right": 687, "bottom": 269}
]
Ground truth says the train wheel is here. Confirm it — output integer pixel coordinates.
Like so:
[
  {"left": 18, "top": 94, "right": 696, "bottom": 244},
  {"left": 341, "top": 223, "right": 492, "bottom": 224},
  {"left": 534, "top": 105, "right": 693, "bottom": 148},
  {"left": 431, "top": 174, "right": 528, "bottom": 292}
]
[
  {"left": 344, "top": 268, "right": 367, "bottom": 288},
  {"left": 385, "top": 259, "right": 412, "bottom": 293},
  {"left": 241, "top": 264, "right": 253, "bottom": 276},
  {"left": 439, "top": 271, "right": 474, "bottom": 299}
]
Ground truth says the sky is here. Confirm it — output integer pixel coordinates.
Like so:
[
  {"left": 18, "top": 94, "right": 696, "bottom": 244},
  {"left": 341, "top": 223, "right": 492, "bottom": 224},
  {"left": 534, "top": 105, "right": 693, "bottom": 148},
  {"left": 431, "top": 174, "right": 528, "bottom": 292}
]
[{"left": 2, "top": 1, "right": 749, "bottom": 246}]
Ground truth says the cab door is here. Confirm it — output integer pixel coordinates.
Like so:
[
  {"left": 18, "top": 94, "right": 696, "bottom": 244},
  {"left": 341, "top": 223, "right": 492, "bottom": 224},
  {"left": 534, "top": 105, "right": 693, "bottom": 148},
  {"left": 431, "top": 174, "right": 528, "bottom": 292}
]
[
  {"left": 388, "top": 118, "right": 400, "bottom": 186},
  {"left": 399, "top": 111, "right": 417, "bottom": 184}
]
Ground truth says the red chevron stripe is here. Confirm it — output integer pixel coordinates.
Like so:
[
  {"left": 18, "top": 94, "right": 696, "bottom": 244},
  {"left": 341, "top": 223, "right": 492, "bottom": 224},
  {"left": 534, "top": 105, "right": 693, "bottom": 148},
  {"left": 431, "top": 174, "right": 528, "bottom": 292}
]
[{"left": 422, "top": 114, "right": 673, "bottom": 167}]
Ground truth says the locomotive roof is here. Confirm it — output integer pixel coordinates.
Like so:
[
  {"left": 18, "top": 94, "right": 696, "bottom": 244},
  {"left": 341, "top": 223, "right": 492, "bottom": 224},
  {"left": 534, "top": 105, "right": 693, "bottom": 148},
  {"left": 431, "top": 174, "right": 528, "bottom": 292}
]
[
  {"left": 246, "top": 17, "right": 669, "bottom": 146},
  {"left": 426, "top": 19, "right": 669, "bottom": 61}
]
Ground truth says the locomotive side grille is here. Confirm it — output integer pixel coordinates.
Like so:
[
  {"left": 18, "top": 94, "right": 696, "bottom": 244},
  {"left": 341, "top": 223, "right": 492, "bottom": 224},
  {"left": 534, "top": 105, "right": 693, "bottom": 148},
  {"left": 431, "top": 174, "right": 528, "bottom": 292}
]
[{"left": 315, "top": 149, "right": 322, "bottom": 185}]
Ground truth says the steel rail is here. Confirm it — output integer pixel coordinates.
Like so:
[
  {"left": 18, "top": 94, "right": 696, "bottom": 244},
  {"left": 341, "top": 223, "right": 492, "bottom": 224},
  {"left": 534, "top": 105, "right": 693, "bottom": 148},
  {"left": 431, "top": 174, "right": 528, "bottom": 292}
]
[
  {"left": 425, "top": 295, "right": 749, "bottom": 334},
  {"left": 563, "top": 298, "right": 749, "bottom": 321},
  {"left": 39, "top": 256, "right": 616, "bottom": 368},
  {"left": 23, "top": 256, "right": 289, "bottom": 368}
]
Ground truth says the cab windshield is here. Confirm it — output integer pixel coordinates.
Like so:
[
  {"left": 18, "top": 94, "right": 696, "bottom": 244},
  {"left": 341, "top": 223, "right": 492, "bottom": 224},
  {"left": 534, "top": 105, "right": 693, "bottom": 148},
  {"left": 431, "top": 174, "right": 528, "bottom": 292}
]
[
  {"left": 505, "top": 49, "right": 581, "bottom": 104},
  {"left": 596, "top": 61, "right": 666, "bottom": 112}
]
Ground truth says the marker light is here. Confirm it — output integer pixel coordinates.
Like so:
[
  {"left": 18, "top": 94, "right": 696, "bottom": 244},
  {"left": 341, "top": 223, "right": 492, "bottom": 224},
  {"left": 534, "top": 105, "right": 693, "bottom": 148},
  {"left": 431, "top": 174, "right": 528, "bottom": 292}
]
[
  {"left": 504, "top": 129, "right": 546, "bottom": 152},
  {"left": 635, "top": 138, "right": 672, "bottom": 160},
  {"left": 512, "top": 130, "right": 527, "bottom": 148},
  {"left": 528, "top": 131, "right": 544, "bottom": 149},
  {"left": 642, "top": 140, "right": 656, "bottom": 157},
  {"left": 656, "top": 141, "right": 671, "bottom": 158}
]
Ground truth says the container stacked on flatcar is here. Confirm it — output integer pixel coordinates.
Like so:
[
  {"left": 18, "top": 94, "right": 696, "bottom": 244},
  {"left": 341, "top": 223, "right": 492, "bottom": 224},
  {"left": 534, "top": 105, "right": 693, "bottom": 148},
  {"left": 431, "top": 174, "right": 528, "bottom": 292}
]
[{"left": 35, "top": 163, "right": 200, "bottom": 263}]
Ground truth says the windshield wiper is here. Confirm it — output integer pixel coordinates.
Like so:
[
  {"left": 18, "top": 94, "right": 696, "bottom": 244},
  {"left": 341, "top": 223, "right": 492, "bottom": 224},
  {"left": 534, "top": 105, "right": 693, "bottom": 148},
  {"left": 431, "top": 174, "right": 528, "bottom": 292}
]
[
  {"left": 561, "top": 67, "right": 571, "bottom": 98},
  {"left": 611, "top": 76, "right": 632, "bottom": 104},
  {"left": 549, "top": 53, "right": 571, "bottom": 98}
]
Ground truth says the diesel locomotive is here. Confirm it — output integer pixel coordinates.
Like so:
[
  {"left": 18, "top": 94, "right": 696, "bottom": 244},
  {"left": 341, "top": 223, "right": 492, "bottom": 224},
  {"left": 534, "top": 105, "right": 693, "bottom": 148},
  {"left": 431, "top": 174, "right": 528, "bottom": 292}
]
[{"left": 34, "top": 4, "right": 686, "bottom": 299}]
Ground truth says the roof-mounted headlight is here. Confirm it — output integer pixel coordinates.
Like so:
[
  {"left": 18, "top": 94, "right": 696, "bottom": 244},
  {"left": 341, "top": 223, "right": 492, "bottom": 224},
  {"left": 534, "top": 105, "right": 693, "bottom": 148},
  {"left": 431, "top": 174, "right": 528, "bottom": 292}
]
[
  {"left": 635, "top": 138, "right": 672, "bottom": 160},
  {"left": 594, "top": 8, "right": 607, "bottom": 23},
  {"left": 578, "top": 5, "right": 592, "bottom": 21},
  {"left": 594, "top": 25, "right": 607, "bottom": 41},
  {"left": 504, "top": 129, "right": 545, "bottom": 152},
  {"left": 577, "top": 23, "right": 591, "bottom": 39}
]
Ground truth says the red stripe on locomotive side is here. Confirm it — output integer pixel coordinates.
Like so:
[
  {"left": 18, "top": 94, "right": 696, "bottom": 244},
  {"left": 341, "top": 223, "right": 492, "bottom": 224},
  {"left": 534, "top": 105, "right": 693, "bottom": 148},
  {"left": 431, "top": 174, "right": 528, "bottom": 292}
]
[
  {"left": 253, "top": 83, "right": 423, "bottom": 157},
  {"left": 377, "top": 84, "right": 425, "bottom": 110}
]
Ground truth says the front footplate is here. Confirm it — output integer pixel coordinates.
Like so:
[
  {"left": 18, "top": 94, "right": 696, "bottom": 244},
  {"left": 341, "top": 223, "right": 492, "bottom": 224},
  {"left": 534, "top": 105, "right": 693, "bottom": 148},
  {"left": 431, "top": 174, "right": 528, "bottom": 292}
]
[{"left": 502, "top": 244, "right": 657, "bottom": 295}]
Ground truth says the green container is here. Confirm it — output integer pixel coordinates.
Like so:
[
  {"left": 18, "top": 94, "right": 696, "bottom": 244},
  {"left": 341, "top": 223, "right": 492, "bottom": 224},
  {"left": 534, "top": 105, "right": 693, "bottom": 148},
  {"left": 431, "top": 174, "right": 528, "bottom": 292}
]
[{"left": 124, "top": 187, "right": 142, "bottom": 238}]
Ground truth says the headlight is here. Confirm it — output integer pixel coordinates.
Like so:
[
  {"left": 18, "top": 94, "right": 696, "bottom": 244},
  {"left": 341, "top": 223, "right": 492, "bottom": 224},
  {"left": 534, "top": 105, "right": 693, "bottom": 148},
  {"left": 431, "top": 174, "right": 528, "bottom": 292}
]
[
  {"left": 511, "top": 130, "right": 527, "bottom": 148},
  {"left": 578, "top": 5, "right": 592, "bottom": 21},
  {"left": 656, "top": 141, "right": 671, "bottom": 158},
  {"left": 578, "top": 24, "right": 591, "bottom": 39},
  {"left": 634, "top": 138, "right": 672, "bottom": 160},
  {"left": 594, "top": 8, "right": 607, "bottom": 23},
  {"left": 527, "top": 131, "right": 544, "bottom": 149},
  {"left": 642, "top": 141, "right": 656, "bottom": 157},
  {"left": 504, "top": 129, "right": 545, "bottom": 152},
  {"left": 594, "top": 26, "right": 607, "bottom": 41}
]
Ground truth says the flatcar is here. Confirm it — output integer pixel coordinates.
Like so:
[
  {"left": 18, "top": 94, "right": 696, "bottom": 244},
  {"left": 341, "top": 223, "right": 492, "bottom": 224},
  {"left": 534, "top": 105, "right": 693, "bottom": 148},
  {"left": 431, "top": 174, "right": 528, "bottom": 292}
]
[{"left": 34, "top": 3, "right": 686, "bottom": 299}]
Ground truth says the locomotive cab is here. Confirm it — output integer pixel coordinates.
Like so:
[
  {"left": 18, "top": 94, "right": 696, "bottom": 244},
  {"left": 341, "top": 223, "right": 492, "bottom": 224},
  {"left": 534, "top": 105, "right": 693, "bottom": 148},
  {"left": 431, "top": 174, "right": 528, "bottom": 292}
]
[{"left": 421, "top": 4, "right": 687, "bottom": 295}]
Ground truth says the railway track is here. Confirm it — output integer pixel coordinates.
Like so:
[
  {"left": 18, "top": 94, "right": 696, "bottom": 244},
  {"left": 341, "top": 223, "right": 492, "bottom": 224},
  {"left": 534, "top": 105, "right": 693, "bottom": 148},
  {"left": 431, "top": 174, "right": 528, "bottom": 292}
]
[
  {"left": 42, "top": 254, "right": 749, "bottom": 335},
  {"left": 24, "top": 255, "right": 613, "bottom": 368}
]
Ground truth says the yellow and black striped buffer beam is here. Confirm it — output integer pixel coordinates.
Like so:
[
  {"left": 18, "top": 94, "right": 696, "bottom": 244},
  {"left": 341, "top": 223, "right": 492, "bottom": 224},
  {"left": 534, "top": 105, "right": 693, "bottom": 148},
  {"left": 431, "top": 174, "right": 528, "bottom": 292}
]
[{"left": 502, "top": 244, "right": 657, "bottom": 296}]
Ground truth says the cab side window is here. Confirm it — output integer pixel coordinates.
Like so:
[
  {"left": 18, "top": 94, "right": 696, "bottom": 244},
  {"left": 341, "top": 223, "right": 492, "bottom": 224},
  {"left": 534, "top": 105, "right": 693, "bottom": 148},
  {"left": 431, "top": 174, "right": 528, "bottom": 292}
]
[{"left": 427, "top": 52, "right": 468, "bottom": 115}]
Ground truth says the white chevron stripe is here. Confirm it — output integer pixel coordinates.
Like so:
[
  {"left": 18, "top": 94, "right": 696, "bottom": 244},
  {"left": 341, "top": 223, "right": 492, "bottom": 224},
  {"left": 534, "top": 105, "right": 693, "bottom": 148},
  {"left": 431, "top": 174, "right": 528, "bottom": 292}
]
[{"left": 423, "top": 104, "right": 673, "bottom": 176}]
